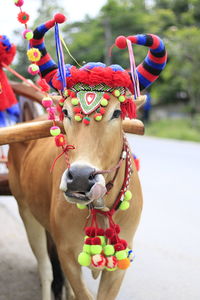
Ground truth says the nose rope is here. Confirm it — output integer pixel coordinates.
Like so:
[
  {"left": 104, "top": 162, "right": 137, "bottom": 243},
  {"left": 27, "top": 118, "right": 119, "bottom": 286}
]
[{"left": 50, "top": 144, "right": 75, "bottom": 173}]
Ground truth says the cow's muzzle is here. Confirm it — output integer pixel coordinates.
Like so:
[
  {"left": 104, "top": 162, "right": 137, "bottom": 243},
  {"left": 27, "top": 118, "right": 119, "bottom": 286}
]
[{"left": 60, "top": 164, "right": 106, "bottom": 205}]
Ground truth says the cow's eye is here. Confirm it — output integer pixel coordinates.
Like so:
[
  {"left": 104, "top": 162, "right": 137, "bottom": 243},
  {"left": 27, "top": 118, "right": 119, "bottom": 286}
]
[
  {"left": 62, "top": 109, "right": 71, "bottom": 120},
  {"left": 111, "top": 109, "right": 121, "bottom": 119}
]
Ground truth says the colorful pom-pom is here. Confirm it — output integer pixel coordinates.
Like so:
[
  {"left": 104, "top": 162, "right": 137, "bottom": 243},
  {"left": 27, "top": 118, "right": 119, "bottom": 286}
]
[
  {"left": 85, "top": 237, "right": 92, "bottom": 245},
  {"left": 98, "top": 235, "right": 106, "bottom": 246},
  {"left": 78, "top": 252, "right": 91, "bottom": 266},
  {"left": 91, "top": 254, "right": 106, "bottom": 268},
  {"left": 97, "top": 228, "right": 104, "bottom": 236},
  {"left": 92, "top": 237, "right": 101, "bottom": 245},
  {"left": 55, "top": 134, "right": 66, "bottom": 147},
  {"left": 115, "top": 250, "right": 127, "bottom": 260},
  {"left": 85, "top": 227, "right": 96, "bottom": 237},
  {"left": 83, "top": 116, "right": 90, "bottom": 125},
  {"left": 106, "top": 256, "right": 118, "bottom": 269},
  {"left": 115, "top": 36, "right": 127, "bottom": 49},
  {"left": 73, "top": 106, "right": 82, "bottom": 113},
  {"left": 118, "top": 95, "right": 126, "bottom": 102},
  {"left": 90, "top": 245, "right": 102, "bottom": 255},
  {"left": 119, "top": 201, "right": 130, "bottom": 211},
  {"left": 104, "top": 228, "right": 114, "bottom": 239},
  {"left": 18, "top": 11, "right": 30, "bottom": 24},
  {"left": 50, "top": 126, "right": 61, "bottom": 136},
  {"left": 124, "top": 190, "right": 132, "bottom": 201},
  {"left": 114, "top": 243, "right": 125, "bottom": 252},
  {"left": 28, "top": 64, "right": 39, "bottom": 75},
  {"left": 59, "top": 98, "right": 65, "bottom": 107},
  {"left": 113, "top": 90, "right": 121, "bottom": 97},
  {"left": 42, "top": 96, "right": 53, "bottom": 108},
  {"left": 104, "top": 245, "right": 115, "bottom": 256},
  {"left": 83, "top": 244, "right": 91, "bottom": 254},
  {"left": 76, "top": 203, "right": 87, "bottom": 209},
  {"left": 94, "top": 113, "right": 102, "bottom": 121},
  {"left": 71, "top": 97, "right": 79, "bottom": 106},
  {"left": 54, "top": 13, "right": 66, "bottom": 24},
  {"left": 14, "top": 0, "right": 24, "bottom": 7},
  {"left": 74, "top": 113, "right": 83, "bottom": 122},
  {"left": 27, "top": 48, "right": 41, "bottom": 62},
  {"left": 23, "top": 29, "right": 33, "bottom": 40},
  {"left": 120, "top": 239, "right": 128, "bottom": 249},
  {"left": 117, "top": 258, "right": 130, "bottom": 270},
  {"left": 97, "top": 107, "right": 106, "bottom": 115},
  {"left": 100, "top": 99, "right": 108, "bottom": 107},
  {"left": 103, "top": 93, "right": 110, "bottom": 100}
]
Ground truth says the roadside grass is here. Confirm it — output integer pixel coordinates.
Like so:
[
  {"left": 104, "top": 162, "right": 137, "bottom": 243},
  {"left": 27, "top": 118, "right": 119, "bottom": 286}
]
[{"left": 145, "top": 117, "right": 200, "bottom": 142}]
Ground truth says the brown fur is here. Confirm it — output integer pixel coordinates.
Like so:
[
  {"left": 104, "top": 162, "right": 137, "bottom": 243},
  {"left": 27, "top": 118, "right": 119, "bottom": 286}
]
[{"left": 8, "top": 95, "right": 143, "bottom": 300}]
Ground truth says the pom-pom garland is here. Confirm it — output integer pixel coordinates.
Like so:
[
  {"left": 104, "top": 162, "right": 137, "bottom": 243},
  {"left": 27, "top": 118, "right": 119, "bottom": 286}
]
[
  {"left": 27, "top": 48, "right": 41, "bottom": 62},
  {"left": 14, "top": 0, "right": 24, "bottom": 7},
  {"left": 23, "top": 29, "right": 33, "bottom": 40},
  {"left": 28, "top": 63, "right": 39, "bottom": 75},
  {"left": 17, "top": 11, "right": 30, "bottom": 24}
]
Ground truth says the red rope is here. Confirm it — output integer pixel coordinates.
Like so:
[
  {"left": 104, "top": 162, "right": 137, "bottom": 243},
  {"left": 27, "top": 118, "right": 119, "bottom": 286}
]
[{"left": 50, "top": 144, "right": 75, "bottom": 172}]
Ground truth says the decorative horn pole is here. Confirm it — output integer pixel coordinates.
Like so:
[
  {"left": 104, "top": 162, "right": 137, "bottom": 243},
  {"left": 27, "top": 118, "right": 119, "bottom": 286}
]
[
  {"left": 0, "top": 119, "right": 144, "bottom": 146},
  {"left": 29, "top": 14, "right": 66, "bottom": 86},
  {"left": 115, "top": 34, "right": 167, "bottom": 91}
]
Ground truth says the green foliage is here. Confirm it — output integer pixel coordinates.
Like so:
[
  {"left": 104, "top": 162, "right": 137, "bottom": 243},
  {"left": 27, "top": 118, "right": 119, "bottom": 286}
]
[
  {"left": 11, "top": 0, "right": 200, "bottom": 113},
  {"left": 146, "top": 117, "right": 200, "bottom": 142}
]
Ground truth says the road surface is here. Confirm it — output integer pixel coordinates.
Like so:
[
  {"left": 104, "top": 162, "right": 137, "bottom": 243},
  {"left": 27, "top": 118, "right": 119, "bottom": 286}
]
[{"left": 0, "top": 135, "right": 200, "bottom": 300}]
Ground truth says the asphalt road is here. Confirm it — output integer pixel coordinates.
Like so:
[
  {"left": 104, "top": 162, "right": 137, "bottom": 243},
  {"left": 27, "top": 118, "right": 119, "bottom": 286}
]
[{"left": 0, "top": 135, "right": 200, "bottom": 300}]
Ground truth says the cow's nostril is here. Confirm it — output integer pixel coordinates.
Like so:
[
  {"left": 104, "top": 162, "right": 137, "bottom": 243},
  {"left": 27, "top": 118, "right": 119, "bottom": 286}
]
[{"left": 67, "top": 170, "right": 73, "bottom": 181}]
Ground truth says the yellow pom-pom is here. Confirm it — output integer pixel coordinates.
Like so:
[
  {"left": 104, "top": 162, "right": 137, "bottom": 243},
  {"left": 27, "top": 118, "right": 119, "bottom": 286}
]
[
  {"left": 119, "top": 201, "right": 130, "bottom": 211},
  {"left": 76, "top": 203, "right": 87, "bottom": 209},
  {"left": 124, "top": 190, "right": 132, "bottom": 201},
  {"left": 27, "top": 48, "right": 41, "bottom": 62},
  {"left": 78, "top": 252, "right": 91, "bottom": 266},
  {"left": 100, "top": 99, "right": 108, "bottom": 106}
]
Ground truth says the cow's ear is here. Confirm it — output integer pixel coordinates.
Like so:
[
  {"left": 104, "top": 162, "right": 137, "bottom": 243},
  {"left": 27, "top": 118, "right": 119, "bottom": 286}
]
[{"left": 134, "top": 95, "right": 146, "bottom": 109}]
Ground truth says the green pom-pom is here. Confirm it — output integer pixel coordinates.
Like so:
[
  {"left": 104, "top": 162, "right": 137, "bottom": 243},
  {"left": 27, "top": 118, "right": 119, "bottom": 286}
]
[
  {"left": 78, "top": 252, "right": 91, "bottom": 266},
  {"left": 100, "top": 99, "right": 108, "bottom": 106},
  {"left": 119, "top": 201, "right": 130, "bottom": 211},
  {"left": 71, "top": 98, "right": 79, "bottom": 106},
  {"left": 50, "top": 126, "right": 61, "bottom": 136},
  {"left": 98, "top": 236, "right": 106, "bottom": 246},
  {"left": 74, "top": 114, "right": 82, "bottom": 122},
  {"left": 118, "top": 95, "right": 125, "bottom": 102},
  {"left": 25, "top": 31, "right": 34, "bottom": 40},
  {"left": 124, "top": 190, "right": 132, "bottom": 201},
  {"left": 104, "top": 245, "right": 115, "bottom": 256},
  {"left": 76, "top": 203, "right": 87, "bottom": 209},
  {"left": 90, "top": 245, "right": 102, "bottom": 255},
  {"left": 95, "top": 115, "right": 102, "bottom": 121},
  {"left": 116, "top": 250, "right": 127, "bottom": 260},
  {"left": 113, "top": 90, "right": 120, "bottom": 97},
  {"left": 83, "top": 244, "right": 91, "bottom": 254},
  {"left": 105, "top": 267, "right": 117, "bottom": 271}
]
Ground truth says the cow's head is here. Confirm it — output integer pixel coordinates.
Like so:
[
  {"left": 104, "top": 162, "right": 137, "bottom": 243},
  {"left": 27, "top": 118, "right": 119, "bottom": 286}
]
[{"left": 30, "top": 14, "right": 167, "bottom": 206}]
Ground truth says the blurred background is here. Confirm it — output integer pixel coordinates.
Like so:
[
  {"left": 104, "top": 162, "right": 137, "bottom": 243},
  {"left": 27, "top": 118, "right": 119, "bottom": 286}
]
[{"left": 0, "top": 1, "right": 200, "bottom": 300}]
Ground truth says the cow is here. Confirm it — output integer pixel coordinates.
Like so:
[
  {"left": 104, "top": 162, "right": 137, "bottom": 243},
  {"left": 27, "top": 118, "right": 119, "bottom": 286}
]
[{"left": 8, "top": 14, "right": 167, "bottom": 300}]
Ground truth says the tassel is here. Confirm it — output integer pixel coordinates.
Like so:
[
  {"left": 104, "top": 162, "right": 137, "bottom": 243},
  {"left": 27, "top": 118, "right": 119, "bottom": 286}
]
[{"left": 121, "top": 98, "right": 137, "bottom": 119}]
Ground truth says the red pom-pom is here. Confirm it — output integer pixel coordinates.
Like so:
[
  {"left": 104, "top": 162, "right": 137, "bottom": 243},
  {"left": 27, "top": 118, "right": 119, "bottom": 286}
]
[
  {"left": 85, "top": 227, "right": 96, "bottom": 237},
  {"left": 103, "top": 93, "right": 110, "bottom": 100},
  {"left": 110, "top": 236, "right": 118, "bottom": 245},
  {"left": 83, "top": 117, "right": 90, "bottom": 125},
  {"left": 69, "top": 91, "right": 76, "bottom": 98},
  {"left": 54, "top": 13, "right": 66, "bottom": 24},
  {"left": 55, "top": 134, "right": 66, "bottom": 147},
  {"left": 115, "top": 224, "right": 120, "bottom": 234},
  {"left": 114, "top": 243, "right": 125, "bottom": 251},
  {"left": 115, "top": 36, "right": 127, "bottom": 49},
  {"left": 120, "top": 239, "right": 128, "bottom": 249},
  {"left": 92, "top": 237, "right": 101, "bottom": 245},
  {"left": 97, "top": 228, "right": 104, "bottom": 236},
  {"left": 73, "top": 106, "right": 82, "bottom": 113},
  {"left": 85, "top": 237, "right": 92, "bottom": 245},
  {"left": 127, "top": 36, "right": 137, "bottom": 44},
  {"left": 37, "top": 78, "right": 50, "bottom": 92},
  {"left": 104, "top": 228, "right": 114, "bottom": 239},
  {"left": 17, "top": 11, "right": 30, "bottom": 24}
]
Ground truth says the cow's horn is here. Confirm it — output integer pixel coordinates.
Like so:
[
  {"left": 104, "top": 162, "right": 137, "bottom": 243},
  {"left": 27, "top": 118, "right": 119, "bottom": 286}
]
[
  {"left": 30, "top": 14, "right": 66, "bottom": 85},
  {"left": 115, "top": 34, "right": 167, "bottom": 91}
]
